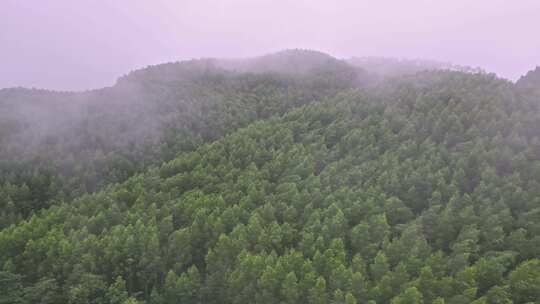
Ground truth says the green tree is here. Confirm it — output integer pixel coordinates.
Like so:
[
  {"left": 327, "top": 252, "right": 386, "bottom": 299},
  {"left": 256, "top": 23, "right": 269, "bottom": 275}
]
[
  {"left": 309, "top": 277, "right": 327, "bottom": 304},
  {"left": 371, "top": 252, "right": 390, "bottom": 282},
  {"left": 67, "top": 273, "right": 106, "bottom": 304},
  {"left": 484, "top": 286, "right": 512, "bottom": 304},
  {"left": 509, "top": 259, "right": 540, "bottom": 303},
  {"left": 106, "top": 276, "right": 129, "bottom": 304},
  {"left": 345, "top": 292, "right": 357, "bottom": 304},
  {"left": 24, "top": 278, "right": 63, "bottom": 304},
  {"left": 391, "top": 287, "right": 423, "bottom": 304},
  {"left": 0, "top": 271, "right": 23, "bottom": 304},
  {"left": 282, "top": 272, "right": 300, "bottom": 304}
]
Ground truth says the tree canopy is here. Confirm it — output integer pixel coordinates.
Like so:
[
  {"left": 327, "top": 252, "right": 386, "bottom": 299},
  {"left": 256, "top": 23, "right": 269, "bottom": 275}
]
[{"left": 1, "top": 51, "right": 539, "bottom": 303}]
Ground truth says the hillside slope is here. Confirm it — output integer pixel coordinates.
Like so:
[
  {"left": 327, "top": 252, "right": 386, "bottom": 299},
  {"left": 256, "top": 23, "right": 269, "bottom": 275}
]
[
  {"left": 1, "top": 71, "right": 539, "bottom": 303},
  {"left": 0, "top": 50, "right": 363, "bottom": 224}
]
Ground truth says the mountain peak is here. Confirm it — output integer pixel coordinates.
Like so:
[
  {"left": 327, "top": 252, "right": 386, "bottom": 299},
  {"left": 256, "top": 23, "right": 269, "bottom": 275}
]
[{"left": 516, "top": 66, "right": 540, "bottom": 90}]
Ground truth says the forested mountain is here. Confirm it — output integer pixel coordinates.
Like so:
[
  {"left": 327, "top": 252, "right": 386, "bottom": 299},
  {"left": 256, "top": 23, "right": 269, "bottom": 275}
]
[
  {"left": 216, "top": 49, "right": 362, "bottom": 77},
  {"left": 0, "top": 50, "right": 364, "bottom": 225},
  {"left": 348, "top": 57, "right": 484, "bottom": 80},
  {"left": 1, "top": 51, "right": 540, "bottom": 304},
  {"left": 516, "top": 67, "right": 540, "bottom": 96}
]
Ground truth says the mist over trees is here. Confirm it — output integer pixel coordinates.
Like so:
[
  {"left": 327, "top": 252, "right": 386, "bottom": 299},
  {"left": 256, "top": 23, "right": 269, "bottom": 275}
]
[
  {"left": 1, "top": 50, "right": 539, "bottom": 304},
  {"left": 0, "top": 50, "right": 364, "bottom": 222},
  {"left": 348, "top": 57, "right": 485, "bottom": 80}
]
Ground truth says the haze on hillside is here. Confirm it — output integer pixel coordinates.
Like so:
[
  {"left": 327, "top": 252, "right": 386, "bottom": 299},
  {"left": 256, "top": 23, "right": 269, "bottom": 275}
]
[
  {"left": 3, "top": 2, "right": 540, "bottom": 304},
  {"left": 1, "top": 0, "right": 540, "bottom": 90}
]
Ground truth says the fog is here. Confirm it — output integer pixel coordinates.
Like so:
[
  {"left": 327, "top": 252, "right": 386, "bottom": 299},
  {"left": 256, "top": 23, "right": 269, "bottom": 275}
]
[{"left": 1, "top": 0, "right": 539, "bottom": 91}]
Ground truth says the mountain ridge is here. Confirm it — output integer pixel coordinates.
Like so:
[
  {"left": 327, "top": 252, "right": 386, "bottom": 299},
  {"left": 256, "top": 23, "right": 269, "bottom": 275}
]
[
  {"left": 0, "top": 49, "right": 366, "bottom": 223},
  {"left": 1, "top": 66, "right": 539, "bottom": 303}
]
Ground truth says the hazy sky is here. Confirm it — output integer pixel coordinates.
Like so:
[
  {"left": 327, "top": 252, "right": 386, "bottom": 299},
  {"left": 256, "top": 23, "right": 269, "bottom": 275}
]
[{"left": 1, "top": 0, "right": 539, "bottom": 90}]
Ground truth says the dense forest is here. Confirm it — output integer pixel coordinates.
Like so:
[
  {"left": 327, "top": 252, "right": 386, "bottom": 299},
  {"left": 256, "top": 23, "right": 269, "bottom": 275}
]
[
  {"left": 0, "top": 50, "right": 365, "bottom": 226},
  {"left": 1, "top": 50, "right": 539, "bottom": 303}
]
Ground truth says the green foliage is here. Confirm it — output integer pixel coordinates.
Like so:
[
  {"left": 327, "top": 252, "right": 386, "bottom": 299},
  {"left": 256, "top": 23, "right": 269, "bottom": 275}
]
[
  {"left": 0, "top": 51, "right": 361, "bottom": 225},
  {"left": 0, "top": 271, "right": 23, "bottom": 304},
  {"left": 508, "top": 259, "right": 540, "bottom": 303},
  {"left": 0, "top": 59, "right": 539, "bottom": 303}
]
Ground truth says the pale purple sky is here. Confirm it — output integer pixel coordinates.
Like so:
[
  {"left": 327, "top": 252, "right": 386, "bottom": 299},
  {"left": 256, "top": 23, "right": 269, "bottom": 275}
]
[{"left": 1, "top": 0, "right": 539, "bottom": 91}]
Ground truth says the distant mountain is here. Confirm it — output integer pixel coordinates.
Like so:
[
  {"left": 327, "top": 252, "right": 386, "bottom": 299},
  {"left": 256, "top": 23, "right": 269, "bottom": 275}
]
[
  {"left": 215, "top": 49, "right": 346, "bottom": 74},
  {"left": 348, "top": 56, "right": 484, "bottom": 79},
  {"left": 212, "top": 49, "right": 370, "bottom": 87}
]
